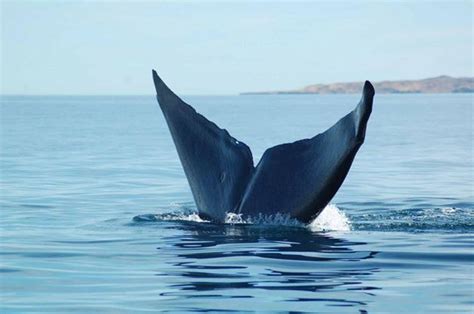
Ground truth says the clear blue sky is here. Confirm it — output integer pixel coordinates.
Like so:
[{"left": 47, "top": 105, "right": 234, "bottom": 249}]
[{"left": 1, "top": 1, "right": 472, "bottom": 95}]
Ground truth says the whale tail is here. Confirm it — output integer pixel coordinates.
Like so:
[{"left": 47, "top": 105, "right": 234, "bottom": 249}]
[
  {"left": 153, "top": 70, "right": 254, "bottom": 222},
  {"left": 153, "top": 70, "right": 374, "bottom": 223}
]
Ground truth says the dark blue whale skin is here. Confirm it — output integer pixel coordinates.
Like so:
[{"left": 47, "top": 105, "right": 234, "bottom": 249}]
[{"left": 153, "top": 70, "right": 374, "bottom": 223}]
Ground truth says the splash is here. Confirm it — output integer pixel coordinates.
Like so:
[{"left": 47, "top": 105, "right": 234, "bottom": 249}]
[
  {"left": 441, "top": 207, "right": 456, "bottom": 215},
  {"left": 224, "top": 212, "right": 246, "bottom": 224},
  {"left": 224, "top": 212, "right": 303, "bottom": 227},
  {"left": 308, "top": 204, "right": 351, "bottom": 232},
  {"left": 134, "top": 204, "right": 351, "bottom": 232},
  {"left": 133, "top": 211, "right": 210, "bottom": 223},
  {"left": 164, "top": 212, "right": 208, "bottom": 223},
  {"left": 223, "top": 204, "right": 350, "bottom": 231}
]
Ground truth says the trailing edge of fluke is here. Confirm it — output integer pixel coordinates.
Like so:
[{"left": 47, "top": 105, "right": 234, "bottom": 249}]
[{"left": 153, "top": 70, "right": 375, "bottom": 223}]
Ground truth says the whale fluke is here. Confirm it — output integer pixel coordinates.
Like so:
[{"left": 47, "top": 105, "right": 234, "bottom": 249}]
[
  {"left": 153, "top": 70, "right": 374, "bottom": 223},
  {"left": 153, "top": 71, "right": 254, "bottom": 222}
]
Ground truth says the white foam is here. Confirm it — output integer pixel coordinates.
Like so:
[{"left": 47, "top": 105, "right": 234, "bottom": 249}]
[
  {"left": 224, "top": 212, "right": 246, "bottom": 224},
  {"left": 223, "top": 204, "right": 351, "bottom": 231},
  {"left": 224, "top": 212, "right": 303, "bottom": 226},
  {"left": 159, "top": 212, "right": 210, "bottom": 223},
  {"left": 156, "top": 203, "right": 351, "bottom": 231},
  {"left": 441, "top": 207, "right": 456, "bottom": 214},
  {"left": 308, "top": 204, "right": 351, "bottom": 232}
]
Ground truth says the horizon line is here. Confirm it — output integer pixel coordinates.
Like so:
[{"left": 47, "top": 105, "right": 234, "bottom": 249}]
[
  {"left": 2, "top": 74, "right": 472, "bottom": 97},
  {"left": 2, "top": 92, "right": 473, "bottom": 97}
]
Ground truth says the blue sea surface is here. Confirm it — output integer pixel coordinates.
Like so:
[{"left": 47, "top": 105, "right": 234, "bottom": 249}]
[{"left": 1, "top": 93, "right": 473, "bottom": 312}]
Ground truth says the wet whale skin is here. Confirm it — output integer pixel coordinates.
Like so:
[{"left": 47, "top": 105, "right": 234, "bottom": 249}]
[{"left": 153, "top": 70, "right": 374, "bottom": 223}]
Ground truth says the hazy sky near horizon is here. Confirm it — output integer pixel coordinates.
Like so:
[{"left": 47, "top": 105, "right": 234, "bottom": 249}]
[{"left": 1, "top": 1, "right": 472, "bottom": 95}]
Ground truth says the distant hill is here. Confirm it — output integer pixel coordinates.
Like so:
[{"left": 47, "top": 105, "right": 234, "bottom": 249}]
[{"left": 242, "top": 75, "right": 474, "bottom": 95}]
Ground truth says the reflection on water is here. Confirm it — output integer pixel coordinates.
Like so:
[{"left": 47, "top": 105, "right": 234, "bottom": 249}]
[
  {"left": 156, "top": 221, "right": 379, "bottom": 311},
  {"left": 1, "top": 94, "right": 472, "bottom": 312}
]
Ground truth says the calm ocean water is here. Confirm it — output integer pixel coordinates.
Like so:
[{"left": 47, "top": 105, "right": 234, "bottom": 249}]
[{"left": 1, "top": 93, "right": 473, "bottom": 312}]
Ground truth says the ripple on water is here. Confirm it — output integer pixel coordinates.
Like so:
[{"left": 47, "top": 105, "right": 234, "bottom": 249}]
[{"left": 350, "top": 206, "right": 474, "bottom": 233}]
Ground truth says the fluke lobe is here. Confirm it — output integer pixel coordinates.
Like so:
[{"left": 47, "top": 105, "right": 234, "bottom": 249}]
[{"left": 153, "top": 70, "right": 374, "bottom": 223}]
